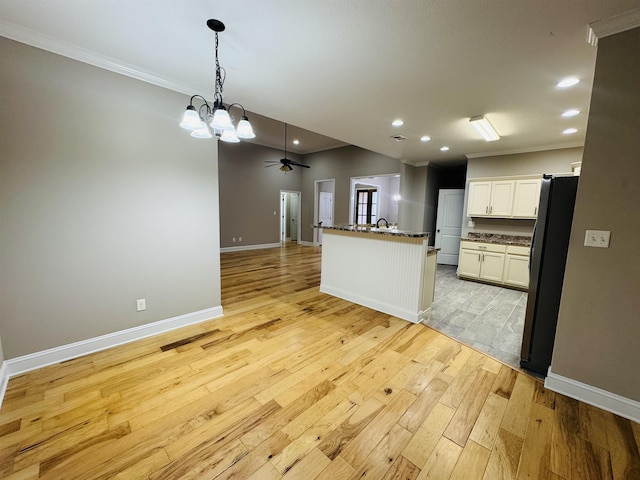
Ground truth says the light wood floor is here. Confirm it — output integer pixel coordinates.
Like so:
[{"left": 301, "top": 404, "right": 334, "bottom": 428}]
[{"left": 1, "top": 244, "right": 639, "bottom": 479}]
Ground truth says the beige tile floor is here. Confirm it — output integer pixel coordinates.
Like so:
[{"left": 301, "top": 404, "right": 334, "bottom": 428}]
[{"left": 424, "top": 265, "right": 527, "bottom": 369}]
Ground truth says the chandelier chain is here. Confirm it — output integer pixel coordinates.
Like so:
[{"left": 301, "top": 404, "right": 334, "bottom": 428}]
[{"left": 214, "top": 32, "right": 226, "bottom": 105}]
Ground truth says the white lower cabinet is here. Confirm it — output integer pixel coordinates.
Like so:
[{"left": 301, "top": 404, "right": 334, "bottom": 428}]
[
  {"left": 503, "top": 246, "right": 530, "bottom": 288},
  {"left": 457, "top": 242, "right": 506, "bottom": 283},
  {"left": 458, "top": 241, "right": 529, "bottom": 289}
]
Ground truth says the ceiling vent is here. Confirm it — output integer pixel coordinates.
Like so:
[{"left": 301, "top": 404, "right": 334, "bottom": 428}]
[{"left": 391, "top": 134, "right": 407, "bottom": 141}]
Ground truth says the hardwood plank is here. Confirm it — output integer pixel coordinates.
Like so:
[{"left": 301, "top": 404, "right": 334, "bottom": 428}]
[
  {"left": 605, "top": 413, "right": 640, "bottom": 480},
  {"left": 402, "top": 401, "right": 455, "bottom": 468},
  {"left": 416, "top": 436, "right": 463, "bottom": 480},
  {"left": 216, "top": 430, "right": 291, "bottom": 480},
  {"left": 449, "top": 439, "right": 491, "bottom": 480},
  {"left": 517, "top": 401, "right": 554, "bottom": 479},
  {"left": 501, "top": 373, "right": 536, "bottom": 438},
  {"left": 483, "top": 428, "right": 524, "bottom": 480},
  {"left": 443, "top": 368, "right": 496, "bottom": 447},
  {"left": 346, "top": 423, "right": 413, "bottom": 479},
  {"left": 279, "top": 447, "right": 330, "bottom": 478},
  {"left": 469, "top": 392, "right": 509, "bottom": 450},
  {"left": 339, "top": 389, "right": 416, "bottom": 469},
  {"left": 381, "top": 455, "right": 421, "bottom": 480},
  {"left": 314, "top": 456, "right": 355, "bottom": 480},
  {"left": 398, "top": 373, "right": 451, "bottom": 433}
]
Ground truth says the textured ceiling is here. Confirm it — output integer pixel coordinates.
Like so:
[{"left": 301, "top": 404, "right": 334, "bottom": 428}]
[{"left": 2, "top": 1, "right": 640, "bottom": 164}]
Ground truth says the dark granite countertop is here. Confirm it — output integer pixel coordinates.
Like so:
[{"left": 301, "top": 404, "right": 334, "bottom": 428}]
[
  {"left": 315, "top": 224, "right": 430, "bottom": 239},
  {"left": 461, "top": 233, "right": 532, "bottom": 247}
]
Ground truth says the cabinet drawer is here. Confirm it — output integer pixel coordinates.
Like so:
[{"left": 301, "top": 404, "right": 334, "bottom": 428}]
[
  {"left": 506, "top": 245, "right": 530, "bottom": 256},
  {"left": 460, "top": 241, "right": 506, "bottom": 253}
]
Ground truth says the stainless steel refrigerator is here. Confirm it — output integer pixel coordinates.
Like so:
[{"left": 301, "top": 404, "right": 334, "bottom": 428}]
[{"left": 520, "top": 174, "right": 579, "bottom": 376}]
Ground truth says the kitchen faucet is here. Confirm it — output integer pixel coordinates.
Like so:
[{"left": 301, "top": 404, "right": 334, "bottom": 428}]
[{"left": 376, "top": 218, "right": 389, "bottom": 228}]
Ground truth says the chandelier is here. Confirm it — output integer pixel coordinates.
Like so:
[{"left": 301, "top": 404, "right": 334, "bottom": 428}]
[{"left": 179, "top": 19, "right": 255, "bottom": 143}]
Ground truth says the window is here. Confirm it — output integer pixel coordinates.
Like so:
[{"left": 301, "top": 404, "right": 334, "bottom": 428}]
[{"left": 355, "top": 188, "right": 378, "bottom": 225}]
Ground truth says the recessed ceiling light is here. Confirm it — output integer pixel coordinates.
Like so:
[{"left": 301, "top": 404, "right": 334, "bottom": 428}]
[
  {"left": 440, "top": 146, "right": 450, "bottom": 152},
  {"left": 563, "top": 128, "right": 578, "bottom": 134},
  {"left": 561, "top": 109, "right": 580, "bottom": 117},
  {"left": 557, "top": 77, "right": 579, "bottom": 88},
  {"left": 420, "top": 135, "right": 431, "bottom": 142},
  {"left": 392, "top": 119, "right": 404, "bottom": 127},
  {"left": 293, "top": 139, "right": 300, "bottom": 145}
]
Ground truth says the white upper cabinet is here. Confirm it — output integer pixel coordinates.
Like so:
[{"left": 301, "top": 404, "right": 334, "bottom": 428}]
[
  {"left": 489, "top": 180, "right": 515, "bottom": 217},
  {"left": 467, "top": 181, "right": 492, "bottom": 216},
  {"left": 467, "top": 176, "right": 541, "bottom": 219},
  {"left": 512, "top": 179, "right": 541, "bottom": 218},
  {"left": 467, "top": 180, "right": 514, "bottom": 217}
]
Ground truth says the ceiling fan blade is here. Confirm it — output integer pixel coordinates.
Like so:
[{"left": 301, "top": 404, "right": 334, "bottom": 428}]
[
  {"left": 287, "top": 161, "right": 311, "bottom": 168},
  {"left": 264, "top": 163, "right": 279, "bottom": 168}
]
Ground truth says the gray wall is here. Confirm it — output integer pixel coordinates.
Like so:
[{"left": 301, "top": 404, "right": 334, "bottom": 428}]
[
  {"left": 399, "top": 164, "right": 429, "bottom": 232},
  {"left": 552, "top": 27, "right": 640, "bottom": 401},
  {"left": 299, "top": 146, "right": 401, "bottom": 242},
  {"left": 462, "top": 148, "right": 583, "bottom": 237},
  {"left": 0, "top": 38, "right": 222, "bottom": 358},
  {"left": 218, "top": 142, "right": 302, "bottom": 248}
]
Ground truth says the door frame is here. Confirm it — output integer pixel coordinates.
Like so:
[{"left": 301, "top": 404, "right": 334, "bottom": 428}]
[
  {"left": 314, "top": 179, "right": 335, "bottom": 245},
  {"left": 280, "top": 190, "right": 301, "bottom": 244}
]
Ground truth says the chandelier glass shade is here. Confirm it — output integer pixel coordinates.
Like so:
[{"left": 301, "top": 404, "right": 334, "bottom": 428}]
[{"left": 179, "top": 19, "right": 255, "bottom": 143}]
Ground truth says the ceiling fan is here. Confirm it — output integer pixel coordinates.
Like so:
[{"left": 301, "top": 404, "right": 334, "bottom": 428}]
[{"left": 265, "top": 123, "right": 310, "bottom": 172}]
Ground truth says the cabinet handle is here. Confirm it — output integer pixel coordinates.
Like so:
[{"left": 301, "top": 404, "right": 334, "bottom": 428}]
[
  {"left": 534, "top": 206, "right": 537, "bottom": 215},
  {"left": 485, "top": 206, "right": 488, "bottom": 214},
  {"left": 478, "top": 254, "right": 481, "bottom": 262},
  {"left": 489, "top": 205, "right": 493, "bottom": 214}
]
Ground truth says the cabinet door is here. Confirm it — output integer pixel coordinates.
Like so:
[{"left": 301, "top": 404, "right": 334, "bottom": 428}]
[
  {"left": 458, "top": 249, "right": 482, "bottom": 278},
  {"left": 503, "top": 254, "right": 530, "bottom": 288},
  {"left": 512, "top": 179, "right": 541, "bottom": 218},
  {"left": 467, "top": 182, "right": 491, "bottom": 216},
  {"left": 479, "top": 252, "right": 505, "bottom": 282},
  {"left": 489, "top": 180, "right": 515, "bottom": 217}
]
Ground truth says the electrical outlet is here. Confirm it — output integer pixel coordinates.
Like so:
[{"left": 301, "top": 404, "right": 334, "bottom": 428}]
[
  {"left": 232, "top": 237, "right": 236, "bottom": 242},
  {"left": 136, "top": 298, "right": 146, "bottom": 312},
  {"left": 239, "top": 236, "right": 242, "bottom": 242},
  {"left": 468, "top": 219, "right": 475, "bottom": 228},
  {"left": 584, "top": 230, "right": 611, "bottom": 248}
]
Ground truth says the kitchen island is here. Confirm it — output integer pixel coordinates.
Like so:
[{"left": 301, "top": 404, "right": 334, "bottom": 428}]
[{"left": 319, "top": 225, "right": 437, "bottom": 323}]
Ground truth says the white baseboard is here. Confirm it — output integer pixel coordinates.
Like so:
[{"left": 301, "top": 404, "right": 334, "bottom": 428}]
[
  {"left": 545, "top": 369, "right": 640, "bottom": 423},
  {"left": 298, "top": 240, "right": 318, "bottom": 247},
  {"left": 320, "top": 284, "right": 423, "bottom": 323},
  {"left": 220, "top": 243, "right": 281, "bottom": 253},
  {"left": 0, "top": 306, "right": 223, "bottom": 408},
  {"left": 0, "top": 362, "right": 8, "bottom": 410}
]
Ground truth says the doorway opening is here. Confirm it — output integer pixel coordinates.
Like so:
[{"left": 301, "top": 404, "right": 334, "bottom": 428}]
[
  {"left": 314, "top": 179, "right": 335, "bottom": 245},
  {"left": 349, "top": 174, "right": 400, "bottom": 226},
  {"left": 280, "top": 191, "right": 301, "bottom": 244}
]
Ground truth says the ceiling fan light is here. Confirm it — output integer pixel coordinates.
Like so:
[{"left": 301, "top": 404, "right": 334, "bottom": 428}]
[
  {"left": 190, "top": 125, "right": 212, "bottom": 139},
  {"left": 280, "top": 164, "right": 293, "bottom": 172},
  {"left": 236, "top": 116, "right": 256, "bottom": 139},
  {"left": 210, "top": 107, "right": 234, "bottom": 131},
  {"left": 180, "top": 106, "right": 204, "bottom": 130},
  {"left": 220, "top": 129, "right": 240, "bottom": 143},
  {"left": 469, "top": 115, "right": 500, "bottom": 142}
]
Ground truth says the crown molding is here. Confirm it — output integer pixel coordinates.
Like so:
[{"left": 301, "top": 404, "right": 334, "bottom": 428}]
[
  {"left": 588, "top": 8, "right": 640, "bottom": 45},
  {"left": 465, "top": 142, "right": 584, "bottom": 159},
  {"left": 0, "top": 20, "right": 198, "bottom": 96}
]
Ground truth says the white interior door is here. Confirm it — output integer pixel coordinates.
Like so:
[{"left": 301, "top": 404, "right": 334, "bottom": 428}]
[
  {"left": 290, "top": 193, "right": 299, "bottom": 241},
  {"left": 318, "top": 192, "right": 334, "bottom": 245},
  {"left": 434, "top": 189, "right": 465, "bottom": 265}
]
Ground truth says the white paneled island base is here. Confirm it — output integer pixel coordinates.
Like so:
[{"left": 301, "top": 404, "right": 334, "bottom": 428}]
[{"left": 319, "top": 227, "right": 437, "bottom": 323}]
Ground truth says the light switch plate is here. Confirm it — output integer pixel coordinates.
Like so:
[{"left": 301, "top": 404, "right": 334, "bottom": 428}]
[
  {"left": 584, "top": 230, "right": 610, "bottom": 248},
  {"left": 136, "top": 298, "right": 146, "bottom": 311}
]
